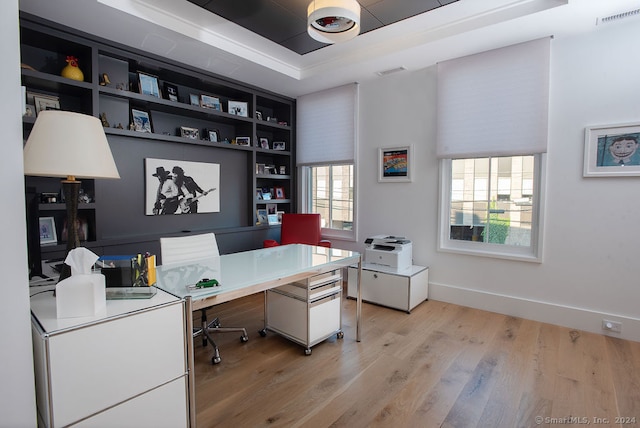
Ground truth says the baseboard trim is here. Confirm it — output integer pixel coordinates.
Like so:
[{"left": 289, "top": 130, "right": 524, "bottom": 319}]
[{"left": 429, "top": 281, "right": 640, "bottom": 343}]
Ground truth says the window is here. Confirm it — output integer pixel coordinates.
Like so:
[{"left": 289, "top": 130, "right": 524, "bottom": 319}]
[
  {"left": 439, "top": 154, "right": 544, "bottom": 261},
  {"left": 303, "top": 164, "right": 354, "bottom": 237}
]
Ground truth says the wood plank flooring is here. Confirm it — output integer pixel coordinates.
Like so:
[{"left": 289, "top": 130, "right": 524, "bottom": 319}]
[{"left": 192, "top": 291, "right": 640, "bottom": 428}]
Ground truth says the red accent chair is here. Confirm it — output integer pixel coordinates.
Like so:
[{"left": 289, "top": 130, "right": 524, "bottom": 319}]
[{"left": 263, "top": 213, "right": 331, "bottom": 248}]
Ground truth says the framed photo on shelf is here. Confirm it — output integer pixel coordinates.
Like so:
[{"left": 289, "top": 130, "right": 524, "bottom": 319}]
[
  {"left": 274, "top": 186, "right": 285, "bottom": 199},
  {"left": 256, "top": 111, "right": 263, "bottom": 121},
  {"left": 33, "top": 94, "right": 60, "bottom": 114},
  {"left": 236, "top": 136, "right": 251, "bottom": 146},
  {"left": 131, "top": 108, "right": 152, "bottom": 133},
  {"left": 277, "top": 210, "right": 285, "bottom": 223},
  {"left": 259, "top": 137, "right": 269, "bottom": 149},
  {"left": 272, "top": 141, "right": 286, "bottom": 151},
  {"left": 228, "top": 100, "right": 248, "bottom": 117},
  {"left": 163, "top": 82, "right": 179, "bottom": 102},
  {"left": 583, "top": 122, "right": 640, "bottom": 177},
  {"left": 256, "top": 189, "right": 264, "bottom": 200},
  {"left": 256, "top": 163, "right": 266, "bottom": 175},
  {"left": 266, "top": 203, "right": 277, "bottom": 215},
  {"left": 137, "top": 72, "right": 160, "bottom": 97},
  {"left": 207, "top": 129, "right": 219, "bottom": 142},
  {"left": 180, "top": 126, "right": 199, "bottom": 140},
  {"left": 39, "top": 217, "right": 57, "bottom": 245},
  {"left": 189, "top": 94, "right": 200, "bottom": 106},
  {"left": 256, "top": 209, "right": 268, "bottom": 225},
  {"left": 200, "top": 94, "right": 222, "bottom": 111},
  {"left": 267, "top": 214, "right": 280, "bottom": 225},
  {"left": 378, "top": 145, "right": 412, "bottom": 182}
]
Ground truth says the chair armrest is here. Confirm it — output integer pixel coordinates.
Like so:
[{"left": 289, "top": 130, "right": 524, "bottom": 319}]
[
  {"left": 318, "top": 240, "right": 332, "bottom": 248},
  {"left": 263, "top": 239, "right": 280, "bottom": 248}
]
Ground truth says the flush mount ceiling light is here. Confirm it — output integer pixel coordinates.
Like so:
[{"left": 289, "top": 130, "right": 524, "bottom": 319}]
[{"left": 307, "top": 0, "right": 361, "bottom": 44}]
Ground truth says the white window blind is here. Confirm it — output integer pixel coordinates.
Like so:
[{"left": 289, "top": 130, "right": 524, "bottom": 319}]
[
  {"left": 297, "top": 83, "right": 358, "bottom": 165},
  {"left": 436, "top": 37, "right": 551, "bottom": 159}
]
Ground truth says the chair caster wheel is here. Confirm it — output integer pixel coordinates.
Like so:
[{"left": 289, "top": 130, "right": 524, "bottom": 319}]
[
  {"left": 337, "top": 331, "right": 344, "bottom": 339},
  {"left": 304, "top": 349, "right": 312, "bottom": 356},
  {"left": 240, "top": 335, "right": 249, "bottom": 343},
  {"left": 212, "top": 356, "right": 221, "bottom": 364},
  {"left": 259, "top": 329, "right": 267, "bottom": 337}
]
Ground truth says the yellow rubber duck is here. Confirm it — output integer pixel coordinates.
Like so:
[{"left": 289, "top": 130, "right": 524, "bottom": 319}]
[{"left": 61, "top": 56, "right": 84, "bottom": 81}]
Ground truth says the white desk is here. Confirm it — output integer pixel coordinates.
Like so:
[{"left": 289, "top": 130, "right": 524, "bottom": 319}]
[{"left": 154, "top": 244, "right": 362, "bottom": 427}]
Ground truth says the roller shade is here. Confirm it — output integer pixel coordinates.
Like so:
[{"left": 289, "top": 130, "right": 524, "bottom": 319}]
[{"left": 436, "top": 37, "right": 551, "bottom": 159}]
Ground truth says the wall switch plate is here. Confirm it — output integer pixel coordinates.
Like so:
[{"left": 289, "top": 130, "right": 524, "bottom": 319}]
[{"left": 602, "top": 319, "right": 622, "bottom": 333}]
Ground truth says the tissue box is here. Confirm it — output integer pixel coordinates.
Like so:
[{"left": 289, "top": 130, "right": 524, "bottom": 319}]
[{"left": 56, "top": 273, "right": 106, "bottom": 318}]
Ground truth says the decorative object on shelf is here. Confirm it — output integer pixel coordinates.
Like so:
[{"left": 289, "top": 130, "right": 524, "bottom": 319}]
[
  {"left": 200, "top": 94, "right": 221, "bottom": 111},
  {"left": 21, "top": 62, "right": 36, "bottom": 71},
  {"left": 100, "top": 112, "right": 110, "bottom": 128},
  {"left": 256, "top": 163, "right": 266, "bottom": 175},
  {"left": 278, "top": 121, "right": 289, "bottom": 126},
  {"left": 279, "top": 166, "right": 286, "bottom": 174},
  {"left": 38, "top": 217, "right": 57, "bottom": 245},
  {"left": 137, "top": 71, "right": 160, "bottom": 97},
  {"left": 144, "top": 158, "right": 220, "bottom": 215},
  {"left": 24, "top": 104, "right": 35, "bottom": 117},
  {"left": 189, "top": 93, "right": 200, "bottom": 106},
  {"left": 32, "top": 93, "right": 60, "bottom": 114},
  {"left": 262, "top": 190, "right": 272, "bottom": 200},
  {"left": 378, "top": 145, "right": 413, "bottom": 182},
  {"left": 228, "top": 100, "right": 248, "bottom": 117},
  {"left": 256, "top": 111, "right": 263, "bottom": 120},
  {"left": 267, "top": 117, "right": 278, "bottom": 123},
  {"left": 272, "top": 141, "right": 286, "bottom": 151},
  {"left": 256, "top": 209, "right": 268, "bottom": 225},
  {"left": 180, "top": 126, "right": 199, "bottom": 140},
  {"left": 583, "top": 122, "right": 640, "bottom": 177},
  {"left": 207, "top": 129, "right": 219, "bottom": 142},
  {"left": 277, "top": 210, "right": 285, "bottom": 223},
  {"left": 307, "top": 0, "right": 361, "bottom": 44},
  {"left": 274, "top": 186, "right": 285, "bottom": 199},
  {"left": 259, "top": 137, "right": 269, "bottom": 149},
  {"left": 99, "top": 72, "right": 111, "bottom": 86},
  {"left": 61, "top": 55, "right": 84, "bottom": 81},
  {"left": 40, "top": 192, "right": 59, "bottom": 203},
  {"left": 256, "top": 189, "right": 263, "bottom": 200},
  {"left": 267, "top": 214, "right": 280, "bottom": 225},
  {"left": 131, "top": 108, "right": 152, "bottom": 133},
  {"left": 23, "top": 111, "right": 121, "bottom": 281},
  {"left": 163, "top": 82, "right": 179, "bottom": 101},
  {"left": 236, "top": 136, "right": 250, "bottom": 146}
]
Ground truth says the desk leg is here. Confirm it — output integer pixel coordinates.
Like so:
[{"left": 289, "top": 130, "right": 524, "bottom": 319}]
[
  {"left": 185, "top": 296, "right": 196, "bottom": 427},
  {"left": 356, "top": 256, "right": 362, "bottom": 342}
]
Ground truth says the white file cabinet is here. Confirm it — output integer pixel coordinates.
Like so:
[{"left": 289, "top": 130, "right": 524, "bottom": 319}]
[
  {"left": 31, "top": 288, "right": 189, "bottom": 428},
  {"left": 264, "top": 269, "right": 343, "bottom": 354},
  {"left": 348, "top": 263, "right": 429, "bottom": 313}
]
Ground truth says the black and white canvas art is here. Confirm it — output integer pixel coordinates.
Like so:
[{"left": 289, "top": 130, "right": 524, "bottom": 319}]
[{"left": 145, "top": 158, "right": 220, "bottom": 215}]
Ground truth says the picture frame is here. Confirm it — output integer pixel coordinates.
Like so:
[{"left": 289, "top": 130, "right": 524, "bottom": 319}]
[
  {"left": 163, "top": 82, "right": 179, "bottom": 102},
  {"left": 274, "top": 186, "right": 285, "bottom": 199},
  {"left": 256, "top": 111, "right": 263, "bottom": 121},
  {"left": 277, "top": 210, "right": 285, "bottom": 224},
  {"left": 33, "top": 94, "right": 60, "bottom": 114},
  {"left": 131, "top": 108, "right": 152, "bottom": 133},
  {"left": 279, "top": 166, "right": 286, "bottom": 175},
  {"left": 180, "top": 126, "right": 199, "bottom": 140},
  {"left": 267, "top": 214, "right": 280, "bottom": 225},
  {"left": 272, "top": 141, "right": 286, "bottom": 151},
  {"left": 256, "top": 209, "right": 268, "bottom": 225},
  {"left": 256, "top": 189, "right": 263, "bottom": 200},
  {"left": 200, "top": 94, "right": 222, "bottom": 111},
  {"left": 24, "top": 103, "right": 36, "bottom": 117},
  {"left": 207, "top": 129, "right": 219, "bottom": 142},
  {"left": 259, "top": 137, "right": 269, "bottom": 149},
  {"left": 378, "top": 145, "right": 412, "bottom": 182},
  {"left": 583, "top": 123, "right": 640, "bottom": 177},
  {"left": 228, "top": 100, "right": 248, "bottom": 117},
  {"left": 137, "top": 72, "right": 160, "bottom": 98},
  {"left": 236, "top": 136, "right": 250, "bottom": 146},
  {"left": 256, "top": 163, "right": 266, "bottom": 175},
  {"left": 39, "top": 217, "right": 57, "bottom": 245},
  {"left": 189, "top": 94, "right": 200, "bottom": 106},
  {"left": 266, "top": 203, "right": 277, "bottom": 215}
]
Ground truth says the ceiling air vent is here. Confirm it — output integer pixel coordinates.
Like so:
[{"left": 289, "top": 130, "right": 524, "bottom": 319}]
[
  {"left": 376, "top": 66, "right": 407, "bottom": 77},
  {"left": 598, "top": 8, "right": 640, "bottom": 24}
]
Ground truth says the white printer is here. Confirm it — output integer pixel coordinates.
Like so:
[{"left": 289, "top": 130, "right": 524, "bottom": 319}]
[{"left": 364, "top": 235, "right": 412, "bottom": 271}]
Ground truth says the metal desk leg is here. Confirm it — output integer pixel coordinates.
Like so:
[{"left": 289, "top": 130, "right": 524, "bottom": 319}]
[
  {"left": 356, "top": 256, "right": 362, "bottom": 342},
  {"left": 185, "top": 296, "right": 196, "bottom": 427}
]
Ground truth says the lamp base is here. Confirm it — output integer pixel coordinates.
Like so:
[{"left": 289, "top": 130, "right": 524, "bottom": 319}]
[{"left": 58, "top": 179, "right": 81, "bottom": 282}]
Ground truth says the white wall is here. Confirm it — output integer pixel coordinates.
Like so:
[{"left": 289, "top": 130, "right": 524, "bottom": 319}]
[
  {"left": 335, "top": 18, "right": 640, "bottom": 342},
  {"left": 0, "top": 0, "right": 38, "bottom": 426}
]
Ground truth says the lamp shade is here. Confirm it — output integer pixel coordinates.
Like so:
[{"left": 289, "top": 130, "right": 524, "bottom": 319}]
[
  {"left": 308, "top": 0, "right": 360, "bottom": 44},
  {"left": 24, "top": 110, "right": 120, "bottom": 179}
]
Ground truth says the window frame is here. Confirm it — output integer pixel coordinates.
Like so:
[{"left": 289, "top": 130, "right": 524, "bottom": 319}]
[
  {"left": 299, "top": 163, "right": 356, "bottom": 242},
  {"left": 438, "top": 154, "right": 546, "bottom": 262}
]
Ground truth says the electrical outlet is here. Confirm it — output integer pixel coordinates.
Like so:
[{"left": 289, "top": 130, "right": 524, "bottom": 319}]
[{"left": 602, "top": 319, "right": 622, "bottom": 333}]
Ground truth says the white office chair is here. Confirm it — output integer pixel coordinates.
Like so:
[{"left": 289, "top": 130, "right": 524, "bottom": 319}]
[{"left": 160, "top": 233, "right": 248, "bottom": 364}]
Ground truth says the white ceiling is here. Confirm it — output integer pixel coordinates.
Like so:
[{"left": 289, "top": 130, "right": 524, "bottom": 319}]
[{"left": 18, "top": 0, "right": 640, "bottom": 98}]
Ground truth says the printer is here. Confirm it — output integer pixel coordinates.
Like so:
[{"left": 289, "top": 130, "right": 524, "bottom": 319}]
[{"left": 364, "top": 235, "right": 412, "bottom": 271}]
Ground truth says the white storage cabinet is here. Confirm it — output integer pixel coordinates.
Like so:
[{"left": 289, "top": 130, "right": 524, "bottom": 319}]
[
  {"left": 264, "top": 269, "right": 343, "bottom": 354},
  {"left": 31, "top": 288, "right": 189, "bottom": 428},
  {"left": 348, "top": 264, "right": 429, "bottom": 313}
]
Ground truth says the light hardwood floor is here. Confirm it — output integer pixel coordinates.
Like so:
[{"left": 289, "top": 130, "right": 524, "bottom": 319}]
[{"left": 193, "top": 290, "right": 640, "bottom": 428}]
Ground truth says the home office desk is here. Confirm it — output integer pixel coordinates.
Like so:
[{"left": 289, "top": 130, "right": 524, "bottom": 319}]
[{"left": 154, "top": 243, "right": 362, "bottom": 427}]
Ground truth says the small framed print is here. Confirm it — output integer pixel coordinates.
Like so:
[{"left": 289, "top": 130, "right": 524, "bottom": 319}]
[
  {"left": 276, "top": 210, "right": 285, "bottom": 224},
  {"left": 256, "top": 189, "right": 264, "bottom": 200},
  {"left": 274, "top": 186, "right": 285, "bottom": 199},
  {"left": 189, "top": 94, "right": 200, "bottom": 106},
  {"left": 137, "top": 72, "right": 160, "bottom": 97},
  {"left": 33, "top": 95, "right": 60, "bottom": 114},
  {"left": 256, "top": 209, "right": 268, "bottom": 224},
  {"left": 256, "top": 163, "right": 266, "bottom": 175},
  {"left": 163, "top": 82, "right": 179, "bottom": 102},
  {"left": 228, "top": 100, "right": 248, "bottom": 117},
  {"left": 378, "top": 145, "right": 412, "bottom": 182},
  {"left": 584, "top": 123, "right": 640, "bottom": 177},
  {"left": 207, "top": 129, "right": 220, "bottom": 142},
  {"left": 131, "top": 108, "right": 152, "bottom": 133},
  {"left": 267, "top": 214, "right": 280, "bottom": 225},
  {"left": 39, "top": 217, "right": 57, "bottom": 245},
  {"left": 180, "top": 126, "right": 199, "bottom": 140},
  {"left": 236, "top": 136, "right": 251, "bottom": 146},
  {"left": 256, "top": 111, "right": 263, "bottom": 121},
  {"left": 272, "top": 141, "right": 286, "bottom": 151},
  {"left": 259, "top": 137, "right": 269, "bottom": 149},
  {"left": 200, "top": 94, "right": 222, "bottom": 111},
  {"left": 279, "top": 166, "right": 286, "bottom": 175}
]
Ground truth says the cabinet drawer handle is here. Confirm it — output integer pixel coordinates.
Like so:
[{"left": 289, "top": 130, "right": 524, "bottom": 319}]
[{"left": 373, "top": 273, "right": 378, "bottom": 279}]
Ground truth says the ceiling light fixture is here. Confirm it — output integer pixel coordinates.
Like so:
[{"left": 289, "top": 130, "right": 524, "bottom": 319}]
[{"left": 307, "top": 0, "right": 361, "bottom": 44}]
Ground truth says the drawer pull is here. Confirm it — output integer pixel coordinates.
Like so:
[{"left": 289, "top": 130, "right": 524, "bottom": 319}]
[{"left": 373, "top": 273, "right": 378, "bottom": 279}]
